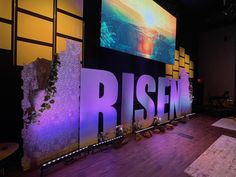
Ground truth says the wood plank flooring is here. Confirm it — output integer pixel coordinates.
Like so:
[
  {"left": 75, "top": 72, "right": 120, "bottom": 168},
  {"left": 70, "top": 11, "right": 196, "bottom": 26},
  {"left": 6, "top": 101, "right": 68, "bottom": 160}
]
[{"left": 7, "top": 114, "right": 236, "bottom": 177}]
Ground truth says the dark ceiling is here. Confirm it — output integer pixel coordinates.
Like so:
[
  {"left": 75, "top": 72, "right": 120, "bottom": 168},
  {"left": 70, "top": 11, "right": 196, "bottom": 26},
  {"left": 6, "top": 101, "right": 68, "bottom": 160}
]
[
  {"left": 177, "top": 0, "right": 236, "bottom": 29},
  {"left": 155, "top": 0, "right": 236, "bottom": 56}
]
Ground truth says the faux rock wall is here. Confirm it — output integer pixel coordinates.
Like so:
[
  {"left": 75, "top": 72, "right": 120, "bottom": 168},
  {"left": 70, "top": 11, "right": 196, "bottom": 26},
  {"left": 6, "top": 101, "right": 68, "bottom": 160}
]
[{"left": 21, "top": 40, "right": 81, "bottom": 170}]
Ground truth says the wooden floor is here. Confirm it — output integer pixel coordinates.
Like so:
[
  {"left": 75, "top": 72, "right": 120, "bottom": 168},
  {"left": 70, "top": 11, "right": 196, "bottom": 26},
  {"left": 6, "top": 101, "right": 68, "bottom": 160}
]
[{"left": 7, "top": 114, "right": 236, "bottom": 177}]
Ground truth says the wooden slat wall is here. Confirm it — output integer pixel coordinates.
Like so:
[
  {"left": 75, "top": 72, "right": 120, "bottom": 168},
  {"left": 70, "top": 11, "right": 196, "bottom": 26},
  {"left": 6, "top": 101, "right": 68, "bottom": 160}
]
[
  {"left": 0, "top": 0, "right": 84, "bottom": 66},
  {"left": 165, "top": 47, "right": 194, "bottom": 80}
]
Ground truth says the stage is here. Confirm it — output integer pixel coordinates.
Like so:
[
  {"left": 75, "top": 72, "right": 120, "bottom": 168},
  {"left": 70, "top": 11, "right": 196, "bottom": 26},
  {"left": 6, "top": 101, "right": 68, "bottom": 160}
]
[
  {"left": 0, "top": 1, "right": 236, "bottom": 177},
  {"left": 6, "top": 114, "right": 236, "bottom": 177}
]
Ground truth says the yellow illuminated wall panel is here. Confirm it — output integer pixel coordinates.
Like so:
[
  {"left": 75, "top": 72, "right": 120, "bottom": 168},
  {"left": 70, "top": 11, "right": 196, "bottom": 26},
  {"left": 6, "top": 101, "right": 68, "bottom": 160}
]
[
  {"left": 179, "top": 47, "right": 185, "bottom": 57},
  {"left": 175, "top": 50, "right": 179, "bottom": 60},
  {"left": 56, "top": 36, "right": 83, "bottom": 61},
  {"left": 18, "top": 0, "right": 53, "bottom": 18},
  {"left": 57, "top": 12, "right": 83, "bottom": 39},
  {"left": 179, "top": 57, "right": 185, "bottom": 67},
  {"left": 17, "top": 41, "right": 52, "bottom": 65},
  {"left": 185, "top": 54, "right": 190, "bottom": 64},
  {"left": 0, "top": 0, "right": 84, "bottom": 66},
  {"left": 0, "top": 22, "right": 11, "bottom": 50},
  {"left": 0, "top": 0, "right": 12, "bottom": 20},
  {"left": 173, "top": 71, "right": 179, "bottom": 80},
  {"left": 165, "top": 64, "right": 173, "bottom": 75},
  {"left": 56, "top": 36, "right": 67, "bottom": 53},
  {"left": 189, "top": 70, "right": 194, "bottom": 79},
  {"left": 165, "top": 48, "right": 194, "bottom": 80},
  {"left": 58, "top": 0, "right": 83, "bottom": 17},
  {"left": 18, "top": 12, "right": 53, "bottom": 43},
  {"left": 173, "top": 60, "right": 179, "bottom": 71},
  {"left": 185, "top": 63, "right": 190, "bottom": 73}
]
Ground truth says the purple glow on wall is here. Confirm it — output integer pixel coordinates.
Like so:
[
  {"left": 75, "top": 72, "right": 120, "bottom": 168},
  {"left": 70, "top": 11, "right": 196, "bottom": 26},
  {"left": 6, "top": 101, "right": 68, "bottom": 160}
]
[
  {"left": 157, "top": 77, "right": 170, "bottom": 123},
  {"left": 121, "top": 73, "right": 134, "bottom": 128},
  {"left": 80, "top": 68, "right": 118, "bottom": 147},
  {"left": 21, "top": 40, "right": 81, "bottom": 170},
  {"left": 169, "top": 79, "right": 181, "bottom": 119},
  {"left": 136, "top": 75, "right": 156, "bottom": 123}
]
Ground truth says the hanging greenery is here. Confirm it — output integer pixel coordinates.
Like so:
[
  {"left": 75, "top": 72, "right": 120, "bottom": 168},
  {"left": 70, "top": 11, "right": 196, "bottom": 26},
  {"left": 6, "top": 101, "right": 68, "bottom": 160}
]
[
  {"left": 25, "top": 54, "right": 61, "bottom": 125},
  {"left": 39, "top": 54, "right": 60, "bottom": 112}
]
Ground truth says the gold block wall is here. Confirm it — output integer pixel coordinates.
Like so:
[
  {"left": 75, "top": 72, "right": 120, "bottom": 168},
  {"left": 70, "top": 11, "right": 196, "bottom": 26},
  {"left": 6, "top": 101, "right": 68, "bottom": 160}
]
[
  {"left": 166, "top": 47, "right": 194, "bottom": 80},
  {"left": 0, "top": 0, "right": 83, "bottom": 66}
]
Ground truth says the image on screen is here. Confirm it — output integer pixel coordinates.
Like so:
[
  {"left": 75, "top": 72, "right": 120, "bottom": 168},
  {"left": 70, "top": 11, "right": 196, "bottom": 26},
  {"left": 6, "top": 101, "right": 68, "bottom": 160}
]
[{"left": 100, "top": 0, "right": 176, "bottom": 64}]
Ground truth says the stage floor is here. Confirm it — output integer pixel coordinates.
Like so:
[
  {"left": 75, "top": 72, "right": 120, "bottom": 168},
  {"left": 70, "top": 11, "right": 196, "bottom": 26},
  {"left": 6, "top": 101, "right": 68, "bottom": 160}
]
[{"left": 8, "top": 115, "right": 236, "bottom": 177}]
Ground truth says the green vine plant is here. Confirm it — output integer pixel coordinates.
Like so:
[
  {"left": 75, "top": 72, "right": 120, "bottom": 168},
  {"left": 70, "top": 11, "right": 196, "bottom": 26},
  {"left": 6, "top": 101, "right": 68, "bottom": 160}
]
[{"left": 25, "top": 54, "right": 61, "bottom": 125}]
